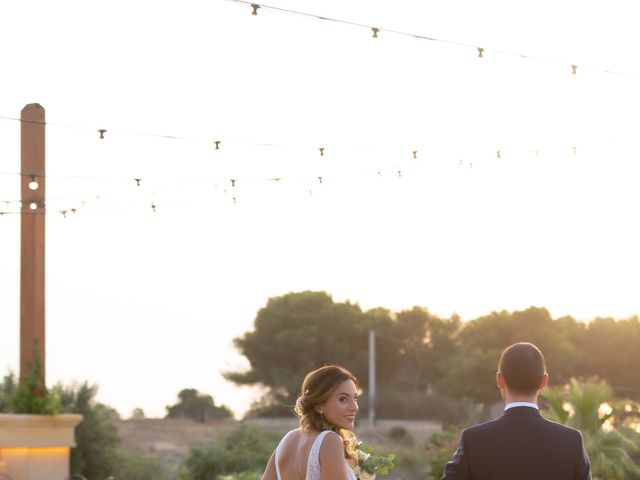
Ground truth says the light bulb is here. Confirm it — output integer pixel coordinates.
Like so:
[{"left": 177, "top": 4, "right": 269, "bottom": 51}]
[
  {"left": 28, "top": 176, "right": 39, "bottom": 190},
  {"left": 29, "top": 202, "right": 38, "bottom": 210}
]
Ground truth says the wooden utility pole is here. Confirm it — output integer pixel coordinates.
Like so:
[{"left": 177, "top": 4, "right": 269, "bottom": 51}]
[{"left": 20, "top": 103, "right": 46, "bottom": 387}]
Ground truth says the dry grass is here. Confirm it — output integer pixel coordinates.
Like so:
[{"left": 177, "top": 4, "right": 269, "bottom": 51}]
[
  {"left": 116, "top": 417, "right": 442, "bottom": 478},
  {"left": 117, "top": 417, "right": 441, "bottom": 451},
  {"left": 116, "top": 417, "right": 238, "bottom": 462}
]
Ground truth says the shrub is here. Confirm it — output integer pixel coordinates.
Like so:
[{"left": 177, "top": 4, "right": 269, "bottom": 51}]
[
  {"left": 185, "top": 424, "right": 279, "bottom": 480},
  {"left": 359, "top": 389, "right": 477, "bottom": 426},
  {"left": 11, "top": 357, "right": 60, "bottom": 415},
  {"left": 111, "top": 449, "right": 176, "bottom": 480},
  {"left": 392, "top": 448, "right": 430, "bottom": 479},
  {"left": 388, "top": 426, "right": 414, "bottom": 446},
  {"left": 426, "top": 429, "right": 459, "bottom": 480}
]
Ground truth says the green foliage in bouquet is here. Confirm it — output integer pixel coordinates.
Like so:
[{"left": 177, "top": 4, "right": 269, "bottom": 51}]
[{"left": 351, "top": 439, "right": 396, "bottom": 480}]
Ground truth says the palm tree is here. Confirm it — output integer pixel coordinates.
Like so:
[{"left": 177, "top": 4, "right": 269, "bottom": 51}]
[{"left": 542, "top": 378, "right": 640, "bottom": 480}]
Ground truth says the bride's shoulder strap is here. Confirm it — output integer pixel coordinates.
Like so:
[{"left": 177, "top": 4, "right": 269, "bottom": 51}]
[
  {"left": 311, "top": 430, "right": 343, "bottom": 461},
  {"left": 314, "top": 431, "right": 354, "bottom": 480},
  {"left": 307, "top": 430, "right": 340, "bottom": 479},
  {"left": 314, "top": 429, "right": 338, "bottom": 447}
]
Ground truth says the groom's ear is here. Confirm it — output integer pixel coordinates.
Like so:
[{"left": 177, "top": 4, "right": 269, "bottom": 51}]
[
  {"left": 496, "top": 371, "right": 506, "bottom": 389},
  {"left": 538, "top": 372, "right": 549, "bottom": 390}
]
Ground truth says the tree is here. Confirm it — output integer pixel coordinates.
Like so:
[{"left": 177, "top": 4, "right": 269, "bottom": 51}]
[
  {"left": 224, "top": 291, "right": 374, "bottom": 409},
  {"left": 542, "top": 378, "right": 640, "bottom": 480},
  {"left": 54, "top": 381, "right": 173, "bottom": 480},
  {"left": 227, "top": 293, "right": 640, "bottom": 420},
  {"left": 226, "top": 292, "right": 469, "bottom": 418},
  {"left": 53, "top": 382, "right": 122, "bottom": 479},
  {"left": 438, "top": 307, "right": 585, "bottom": 403},
  {"left": 165, "top": 388, "right": 232, "bottom": 422},
  {"left": 581, "top": 316, "right": 640, "bottom": 400},
  {"left": 131, "top": 407, "right": 146, "bottom": 419},
  {"left": 389, "top": 307, "right": 460, "bottom": 391}
]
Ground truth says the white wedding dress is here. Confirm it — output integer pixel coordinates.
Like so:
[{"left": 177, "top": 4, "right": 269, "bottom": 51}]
[{"left": 274, "top": 430, "right": 357, "bottom": 480}]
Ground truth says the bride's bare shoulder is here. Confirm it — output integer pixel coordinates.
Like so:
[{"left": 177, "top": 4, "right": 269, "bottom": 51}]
[
  {"left": 279, "top": 428, "right": 303, "bottom": 444},
  {"left": 284, "top": 427, "right": 303, "bottom": 438},
  {"left": 280, "top": 428, "right": 321, "bottom": 448}
]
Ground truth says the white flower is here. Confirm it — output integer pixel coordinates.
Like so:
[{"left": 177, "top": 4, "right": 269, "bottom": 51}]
[{"left": 357, "top": 449, "right": 371, "bottom": 462}]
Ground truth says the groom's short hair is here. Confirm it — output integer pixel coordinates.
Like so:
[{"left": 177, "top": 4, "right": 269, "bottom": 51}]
[{"left": 498, "top": 342, "right": 546, "bottom": 395}]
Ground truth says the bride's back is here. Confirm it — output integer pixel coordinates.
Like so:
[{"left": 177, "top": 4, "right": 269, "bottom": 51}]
[{"left": 275, "top": 429, "right": 321, "bottom": 480}]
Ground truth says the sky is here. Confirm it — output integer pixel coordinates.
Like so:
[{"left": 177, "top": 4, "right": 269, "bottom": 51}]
[{"left": 1, "top": 0, "right": 639, "bottom": 419}]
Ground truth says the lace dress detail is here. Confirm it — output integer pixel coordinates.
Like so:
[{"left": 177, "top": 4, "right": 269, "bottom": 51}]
[{"left": 274, "top": 430, "right": 356, "bottom": 480}]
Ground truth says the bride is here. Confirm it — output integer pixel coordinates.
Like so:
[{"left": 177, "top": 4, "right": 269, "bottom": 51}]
[{"left": 261, "top": 365, "right": 360, "bottom": 480}]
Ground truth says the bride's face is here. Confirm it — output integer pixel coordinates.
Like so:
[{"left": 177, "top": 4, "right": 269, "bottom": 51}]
[{"left": 318, "top": 379, "right": 359, "bottom": 430}]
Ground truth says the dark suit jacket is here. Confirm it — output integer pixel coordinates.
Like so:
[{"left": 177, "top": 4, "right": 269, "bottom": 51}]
[{"left": 441, "top": 407, "right": 591, "bottom": 480}]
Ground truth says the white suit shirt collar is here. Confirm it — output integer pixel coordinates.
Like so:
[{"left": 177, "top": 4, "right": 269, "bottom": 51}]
[{"left": 504, "top": 401, "right": 539, "bottom": 411}]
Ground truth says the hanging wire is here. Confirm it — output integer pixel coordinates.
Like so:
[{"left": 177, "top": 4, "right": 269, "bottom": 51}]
[
  {"left": 0, "top": 142, "right": 590, "bottom": 194},
  {"left": 226, "top": 0, "right": 640, "bottom": 79}
]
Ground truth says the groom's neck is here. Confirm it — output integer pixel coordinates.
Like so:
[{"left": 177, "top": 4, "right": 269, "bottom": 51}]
[{"left": 503, "top": 389, "right": 539, "bottom": 405}]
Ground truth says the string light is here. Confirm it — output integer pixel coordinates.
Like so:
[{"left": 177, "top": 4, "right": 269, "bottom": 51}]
[
  {"left": 226, "top": 0, "right": 640, "bottom": 79},
  {"left": 0, "top": 142, "right": 592, "bottom": 218},
  {"left": 571, "top": 65, "right": 578, "bottom": 75},
  {"left": 0, "top": 111, "right": 616, "bottom": 220},
  {"left": 0, "top": 140, "right": 601, "bottom": 206},
  {"left": 1, "top": 99, "right": 636, "bottom": 158},
  {"left": 98, "top": 129, "right": 107, "bottom": 139},
  {"left": 28, "top": 176, "right": 39, "bottom": 190}
]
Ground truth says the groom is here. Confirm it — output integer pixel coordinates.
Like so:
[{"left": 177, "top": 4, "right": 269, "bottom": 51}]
[{"left": 441, "top": 342, "right": 591, "bottom": 480}]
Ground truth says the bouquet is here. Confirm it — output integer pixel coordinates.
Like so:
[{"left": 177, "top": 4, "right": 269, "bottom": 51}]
[{"left": 348, "top": 437, "right": 396, "bottom": 480}]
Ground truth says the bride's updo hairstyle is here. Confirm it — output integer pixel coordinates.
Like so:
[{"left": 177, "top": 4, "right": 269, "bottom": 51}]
[{"left": 294, "top": 365, "right": 360, "bottom": 464}]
